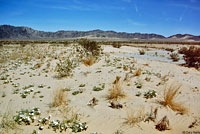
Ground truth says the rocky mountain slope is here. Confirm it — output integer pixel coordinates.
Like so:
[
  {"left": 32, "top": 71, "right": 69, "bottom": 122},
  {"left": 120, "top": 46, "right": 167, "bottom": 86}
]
[{"left": 0, "top": 25, "right": 199, "bottom": 41}]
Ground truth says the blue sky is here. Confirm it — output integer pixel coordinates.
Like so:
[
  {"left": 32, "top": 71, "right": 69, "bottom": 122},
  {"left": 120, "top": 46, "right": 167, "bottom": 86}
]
[{"left": 0, "top": 0, "right": 199, "bottom": 36}]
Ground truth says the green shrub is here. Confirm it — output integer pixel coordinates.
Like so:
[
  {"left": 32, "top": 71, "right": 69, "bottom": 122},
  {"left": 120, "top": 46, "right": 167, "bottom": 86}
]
[
  {"left": 138, "top": 49, "right": 145, "bottom": 55},
  {"left": 78, "top": 39, "right": 101, "bottom": 57},
  {"left": 112, "top": 42, "right": 122, "bottom": 48},
  {"left": 55, "top": 59, "right": 74, "bottom": 78}
]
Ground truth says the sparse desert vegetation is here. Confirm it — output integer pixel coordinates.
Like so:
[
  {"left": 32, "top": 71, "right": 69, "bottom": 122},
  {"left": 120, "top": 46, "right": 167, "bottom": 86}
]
[
  {"left": 51, "top": 89, "right": 67, "bottom": 107},
  {"left": 160, "top": 83, "right": 188, "bottom": 114},
  {"left": 179, "top": 46, "right": 200, "bottom": 69},
  {"left": 0, "top": 40, "right": 200, "bottom": 134},
  {"left": 107, "top": 76, "right": 125, "bottom": 100}
]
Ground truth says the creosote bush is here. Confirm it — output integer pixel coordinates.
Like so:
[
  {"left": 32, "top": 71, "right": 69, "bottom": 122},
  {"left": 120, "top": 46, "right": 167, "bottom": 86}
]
[
  {"left": 55, "top": 59, "right": 73, "bottom": 78},
  {"left": 78, "top": 38, "right": 101, "bottom": 57}
]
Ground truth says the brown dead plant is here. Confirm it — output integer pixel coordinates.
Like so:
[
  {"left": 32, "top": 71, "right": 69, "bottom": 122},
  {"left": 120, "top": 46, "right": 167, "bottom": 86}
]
[
  {"left": 155, "top": 116, "right": 170, "bottom": 131},
  {"left": 51, "top": 89, "right": 67, "bottom": 107},
  {"left": 83, "top": 56, "right": 95, "bottom": 66},
  {"left": 107, "top": 76, "right": 125, "bottom": 100},
  {"left": 160, "top": 83, "right": 188, "bottom": 114},
  {"left": 124, "top": 108, "right": 146, "bottom": 127},
  {"left": 134, "top": 68, "right": 142, "bottom": 76}
]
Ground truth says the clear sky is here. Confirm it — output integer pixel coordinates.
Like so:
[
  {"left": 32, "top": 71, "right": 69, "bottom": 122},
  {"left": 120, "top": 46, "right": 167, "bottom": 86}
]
[{"left": 0, "top": 0, "right": 199, "bottom": 37}]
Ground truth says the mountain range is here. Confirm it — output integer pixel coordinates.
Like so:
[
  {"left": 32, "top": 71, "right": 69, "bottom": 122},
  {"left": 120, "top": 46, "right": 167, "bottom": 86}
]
[{"left": 0, "top": 25, "right": 199, "bottom": 41}]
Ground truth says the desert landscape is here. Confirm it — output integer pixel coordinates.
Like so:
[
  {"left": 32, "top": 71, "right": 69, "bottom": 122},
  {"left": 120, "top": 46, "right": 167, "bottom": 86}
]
[{"left": 0, "top": 39, "right": 200, "bottom": 134}]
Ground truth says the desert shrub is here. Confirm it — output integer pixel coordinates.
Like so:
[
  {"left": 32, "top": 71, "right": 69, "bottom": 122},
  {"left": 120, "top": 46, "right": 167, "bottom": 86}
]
[
  {"left": 138, "top": 49, "right": 145, "bottom": 55},
  {"left": 63, "top": 41, "right": 70, "bottom": 47},
  {"left": 170, "top": 53, "right": 180, "bottom": 62},
  {"left": 165, "top": 48, "right": 174, "bottom": 52},
  {"left": 160, "top": 83, "right": 187, "bottom": 114},
  {"left": 178, "top": 47, "right": 187, "bottom": 54},
  {"left": 78, "top": 38, "right": 101, "bottom": 57},
  {"left": 55, "top": 59, "right": 74, "bottom": 78},
  {"left": 51, "top": 89, "right": 67, "bottom": 107},
  {"left": 112, "top": 42, "right": 122, "bottom": 48},
  {"left": 179, "top": 46, "right": 200, "bottom": 69}
]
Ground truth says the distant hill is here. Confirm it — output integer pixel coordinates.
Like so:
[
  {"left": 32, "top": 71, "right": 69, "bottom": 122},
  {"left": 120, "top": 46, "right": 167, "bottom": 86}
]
[
  {"left": 0, "top": 25, "right": 199, "bottom": 41},
  {"left": 168, "top": 34, "right": 200, "bottom": 41}
]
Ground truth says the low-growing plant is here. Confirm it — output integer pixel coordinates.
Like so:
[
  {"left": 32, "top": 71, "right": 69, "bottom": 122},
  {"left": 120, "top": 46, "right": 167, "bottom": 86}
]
[
  {"left": 136, "top": 91, "right": 142, "bottom": 97},
  {"left": 72, "top": 91, "right": 80, "bottom": 95},
  {"left": 93, "top": 84, "right": 105, "bottom": 91},
  {"left": 138, "top": 49, "right": 145, "bottom": 55},
  {"left": 14, "top": 108, "right": 41, "bottom": 125},
  {"left": 170, "top": 53, "right": 180, "bottom": 62},
  {"left": 135, "top": 80, "right": 143, "bottom": 89},
  {"left": 79, "top": 84, "right": 86, "bottom": 87},
  {"left": 144, "top": 90, "right": 157, "bottom": 99}
]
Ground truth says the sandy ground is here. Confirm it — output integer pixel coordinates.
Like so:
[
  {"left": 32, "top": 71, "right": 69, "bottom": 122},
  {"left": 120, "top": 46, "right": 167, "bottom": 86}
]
[{"left": 0, "top": 43, "right": 200, "bottom": 134}]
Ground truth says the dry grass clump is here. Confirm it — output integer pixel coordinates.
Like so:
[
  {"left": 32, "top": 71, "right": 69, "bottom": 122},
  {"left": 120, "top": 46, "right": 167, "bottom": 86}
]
[
  {"left": 0, "top": 112, "right": 18, "bottom": 133},
  {"left": 124, "top": 108, "right": 146, "bottom": 126},
  {"left": 83, "top": 56, "right": 95, "bottom": 66},
  {"left": 160, "top": 83, "right": 187, "bottom": 114},
  {"left": 134, "top": 68, "right": 142, "bottom": 76},
  {"left": 107, "top": 76, "right": 125, "bottom": 100},
  {"left": 51, "top": 89, "right": 67, "bottom": 107}
]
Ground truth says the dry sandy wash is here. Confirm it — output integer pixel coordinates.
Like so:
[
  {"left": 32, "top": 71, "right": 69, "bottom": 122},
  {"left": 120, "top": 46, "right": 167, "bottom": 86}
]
[{"left": 0, "top": 41, "right": 200, "bottom": 134}]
